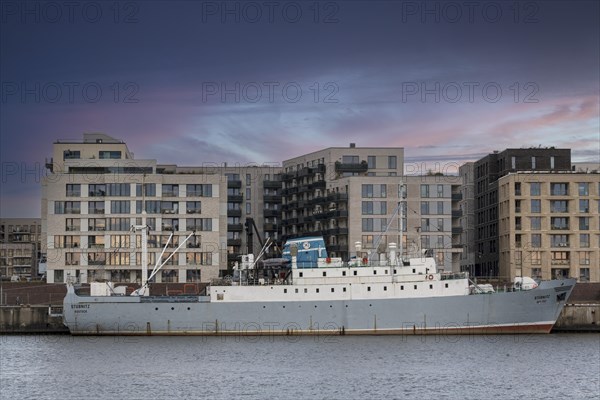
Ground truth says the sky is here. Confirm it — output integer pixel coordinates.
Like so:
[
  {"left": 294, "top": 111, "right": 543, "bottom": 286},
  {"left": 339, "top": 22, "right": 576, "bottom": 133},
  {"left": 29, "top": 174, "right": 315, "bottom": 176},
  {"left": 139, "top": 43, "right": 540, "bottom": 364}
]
[{"left": 1, "top": 0, "right": 599, "bottom": 217}]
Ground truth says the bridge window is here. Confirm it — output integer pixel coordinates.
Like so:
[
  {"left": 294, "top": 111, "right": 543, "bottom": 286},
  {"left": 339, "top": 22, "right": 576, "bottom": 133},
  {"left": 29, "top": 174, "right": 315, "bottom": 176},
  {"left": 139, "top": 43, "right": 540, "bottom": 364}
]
[
  {"left": 353, "top": 271, "right": 357, "bottom": 276},
  {"left": 384, "top": 286, "right": 387, "bottom": 291},
  {"left": 343, "top": 287, "right": 346, "bottom": 292},
  {"left": 445, "top": 283, "right": 448, "bottom": 288},
  {"left": 316, "top": 288, "right": 320, "bottom": 293},
  {"left": 429, "top": 284, "right": 433, "bottom": 289},
  {"left": 284, "top": 289, "right": 287, "bottom": 293},
  {"left": 367, "top": 286, "right": 371, "bottom": 291},
  {"left": 323, "top": 271, "right": 327, "bottom": 277},
  {"left": 414, "top": 285, "right": 417, "bottom": 290},
  {"left": 373, "top": 270, "right": 377, "bottom": 275},
  {"left": 299, "top": 272, "right": 303, "bottom": 277},
  {"left": 401, "top": 285, "right": 404, "bottom": 290},
  {"left": 342, "top": 271, "right": 346, "bottom": 276},
  {"left": 331, "top": 288, "right": 335, "bottom": 293},
  {"left": 295, "top": 289, "right": 298, "bottom": 293}
]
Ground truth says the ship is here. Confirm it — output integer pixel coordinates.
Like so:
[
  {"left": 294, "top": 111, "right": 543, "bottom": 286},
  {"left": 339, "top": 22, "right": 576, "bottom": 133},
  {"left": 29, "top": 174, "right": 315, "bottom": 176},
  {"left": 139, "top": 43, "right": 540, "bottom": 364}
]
[{"left": 62, "top": 231, "right": 575, "bottom": 335}]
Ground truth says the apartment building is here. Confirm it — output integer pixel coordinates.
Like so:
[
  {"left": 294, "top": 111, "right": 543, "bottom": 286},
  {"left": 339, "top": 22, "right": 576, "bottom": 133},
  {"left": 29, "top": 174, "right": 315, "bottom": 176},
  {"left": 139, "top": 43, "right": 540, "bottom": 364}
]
[
  {"left": 42, "top": 133, "right": 224, "bottom": 284},
  {"left": 458, "top": 163, "right": 476, "bottom": 275},
  {"left": 280, "top": 145, "right": 462, "bottom": 271},
  {"left": 498, "top": 172, "right": 600, "bottom": 282},
  {"left": 473, "top": 148, "right": 571, "bottom": 277},
  {"left": 0, "top": 218, "right": 42, "bottom": 279}
]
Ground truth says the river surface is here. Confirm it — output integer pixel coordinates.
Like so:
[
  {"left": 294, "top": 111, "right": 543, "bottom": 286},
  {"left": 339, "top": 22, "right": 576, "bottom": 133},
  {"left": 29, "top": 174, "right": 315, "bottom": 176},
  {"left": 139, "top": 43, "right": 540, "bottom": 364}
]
[{"left": 1, "top": 333, "right": 598, "bottom": 399}]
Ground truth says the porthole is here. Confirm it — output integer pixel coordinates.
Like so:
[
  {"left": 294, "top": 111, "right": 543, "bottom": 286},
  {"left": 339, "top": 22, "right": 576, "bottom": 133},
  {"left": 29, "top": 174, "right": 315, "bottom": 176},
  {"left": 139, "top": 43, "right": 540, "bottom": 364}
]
[
  {"left": 171, "top": 307, "right": 174, "bottom": 310},
  {"left": 329, "top": 305, "right": 332, "bottom": 308},
  {"left": 187, "top": 307, "right": 191, "bottom": 311},
  {"left": 155, "top": 307, "right": 158, "bottom": 311}
]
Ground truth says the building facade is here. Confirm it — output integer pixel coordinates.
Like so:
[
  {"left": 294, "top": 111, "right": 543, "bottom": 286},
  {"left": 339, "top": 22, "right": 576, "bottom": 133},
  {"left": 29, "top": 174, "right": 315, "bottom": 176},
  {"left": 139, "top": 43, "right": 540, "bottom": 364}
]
[
  {"left": 0, "top": 218, "right": 42, "bottom": 279},
  {"left": 280, "top": 145, "right": 461, "bottom": 271},
  {"left": 473, "top": 148, "right": 571, "bottom": 277},
  {"left": 458, "top": 163, "right": 476, "bottom": 275},
  {"left": 498, "top": 172, "right": 600, "bottom": 282}
]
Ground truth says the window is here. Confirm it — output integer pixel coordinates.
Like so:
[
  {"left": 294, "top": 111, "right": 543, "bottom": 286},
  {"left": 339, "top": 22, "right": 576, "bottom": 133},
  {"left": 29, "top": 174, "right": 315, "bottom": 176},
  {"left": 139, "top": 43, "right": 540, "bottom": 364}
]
[
  {"left": 511, "top": 156, "right": 516, "bottom": 169},
  {"left": 388, "top": 156, "right": 397, "bottom": 169},
  {"left": 111, "top": 200, "right": 131, "bottom": 214},
  {"left": 515, "top": 182, "right": 521, "bottom": 196},
  {"left": 420, "top": 185, "right": 429, "bottom": 198},
  {"left": 515, "top": 200, "right": 521, "bottom": 213},
  {"left": 550, "top": 217, "right": 569, "bottom": 230},
  {"left": 246, "top": 202, "right": 251, "bottom": 214},
  {"left": 186, "top": 201, "right": 201, "bottom": 214},
  {"left": 63, "top": 150, "right": 80, "bottom": 160},
  {"left": 186, "top": 252, "right": 212, "bottom": 265},
  {"left": 89, "top": 184, "right": 106, "bottom": 197},
  {"left": 110, "top": 235, "right": 130, "bottom": 248},
  {"left": 160, "top": 201, "right": 178, "bottom": 214},
  {"left": 531, "top": 234, "right": 541, "bottom": 248},
  {"left": 531, "top": 267, "right": 542, "bottom": 279},
  {"left": 530, "top": 217, "right": 541, "bottom": 230},
  {"left": 578, "top": 183, "right": 589, "bottom": 196},
  {"left": 362, "top": 201, "right": 386, "bottom": 215},
  {"left": 99, "top": 151, "right": 122, "bottom": 159},
  {"left": 437, "top": 201, "right": 444, "bottom": 215},
  {"left": 107, "top": 252, "right": 129, "bottom": 266},
  {"left": 579, "top": 268, "right": 590, "bottom": 282},
  {"left": 550, "top": 234, "right": 569, "bottom": 247},
  {"left": 531, "top": 156, "right": 536, "bottom": 169},
  {"left": 187, "top": 218, "right": 212, "bottom": 231},
  {"left": 367, "top": 156, "right": 376, "bottom": 168},
  {"left": 531, "top": 251, "right": 541, "bottom": 265},
  {"left": 579, "top": 217, "right": 590, "bottom": 231},
  {"left": 361, "top": 184, "right": 386, "bottom": 198},
  {"left": 66, "top": 184, "right": 80, "bottom": 197},
  {"left": 437, "top": 185, "right": 444, "bottom": 198},
  {"left": 246, "top": 174, "right": 252, "bottom": 186},
  {"left": 136, "top": 183, "right": 156, "bottom": 197},
  {"left": 108, "top": 218, "right": 129, "bottom": 231},
  {"left": 579, "top": 199, "right": 589, "bottom": 213},
  {"left": 550, "top": 200, "right": 568, "bottom": 213},
  {"left": 162, "top": 184, "right": 179, "bottom": 197},
  {"left": 88, "top": 218, "right": 106, "bottom": 231},
  {"left": 54, "top": 235, "right": 80, "bottom": 248},
  {"left": 65, "top": 218, "right": 80, "bottom": 231},
  {"left": 342, "top": 155, "right": 359, "bottom": 164},
  {"left": 550, "top": 156, "right": 555, "bottom": 169},
  {"left": 107, "top": 183, "right": 130, "bottom": 196},
  {"left": 530, "top": 182, "right": 541, "bottom": 196},
  {"left": 421, "top": 218, "right": 430, "bottom": 232},
  {"left": 515, "top": 217, "right": 522, "bottom": 230},
  {"left": 530, "top": 199, "right": 541, "bottom": 213},
  {"left": 550, "top": 183, "right": 568, "bottom": 196},
  {"left": 579, "top": 252, "right": 590, "bottom": 266},
  {"left": 515, "top": 234, "right": 522, "bottom": 248},
  {"left": 54, "top": 201, "right": 80, "bottom": 214},
  {"left": 88, "top": 235, "right": 105, "bottom": 248},
  {"left": 421, "top": 202, "right": 430, "bottom": 215},
  {"left": 88, "top": 201, "right": 105, "bottom": 214},
  {"left": 162, "top": 218, "right": 179, "bottom": 232},
  {"left": 580, "top": 234, "right": 590, "bottom": 248},
  {"left": 551, "top": 251, "right": 569, "bottom": 264},
  {"left": 421, "top": 235, "right": 430, "bottom": 250}
]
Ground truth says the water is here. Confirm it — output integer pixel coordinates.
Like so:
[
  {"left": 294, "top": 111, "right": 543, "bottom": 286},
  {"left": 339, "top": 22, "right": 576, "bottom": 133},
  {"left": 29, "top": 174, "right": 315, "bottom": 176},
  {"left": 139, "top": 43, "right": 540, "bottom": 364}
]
[{"left": 1, "top": 334, "right": 598, "bottom": 400}]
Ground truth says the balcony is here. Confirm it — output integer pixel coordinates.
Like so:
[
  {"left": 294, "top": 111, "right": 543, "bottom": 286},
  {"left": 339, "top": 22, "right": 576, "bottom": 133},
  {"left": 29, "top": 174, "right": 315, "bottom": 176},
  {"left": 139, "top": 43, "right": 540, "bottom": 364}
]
[
  {"left": 264, "top": 223, "right": 279, "bottom": 231},
  {"left": 227, "top": 209, "right": 242, "bottom": 217},
  {"left": 161, "top": 209, "right": 178, "bottom": 214},
  {"left": 264, "top": 209, "right": 281, "bottom": 218},
  {"left": 310, "top": 181, "right": 326, "bottom": 190},
  {"left": 264, "top": 180, "right": 282, "bottom": 189},
  {"left": 186, "top": 208, "right": 201, "bottom": 214},
  {"left": 228, "top": 194, "right": 244, "bottom": 203},
  {"left": 327, "top": 193, "right": 348, "bottom": 202},
  {"left": 451, "top": 193, "right": 463, "bottom": 201},
  {"left": 227, "top": 238, "right": 242, "bottom": 246},
  {"left": 334, "top": 161, "right": 368, "bottom": 173},
  {"left": 264, "top": 194, "right": 282, "bottom": 202},
  {"left": 228, "top": 223, "right": 243, "bottom": 232},
  {"left": 227, "top": 180, "right": 242, "bottom": 189}
]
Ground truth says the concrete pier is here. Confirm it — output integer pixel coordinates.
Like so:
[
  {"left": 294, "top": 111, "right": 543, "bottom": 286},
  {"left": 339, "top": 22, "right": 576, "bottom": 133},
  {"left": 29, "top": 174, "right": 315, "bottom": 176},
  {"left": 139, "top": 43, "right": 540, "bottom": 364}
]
[{"left": 0, "top": 305, "right": 69, "bottom": 334}]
